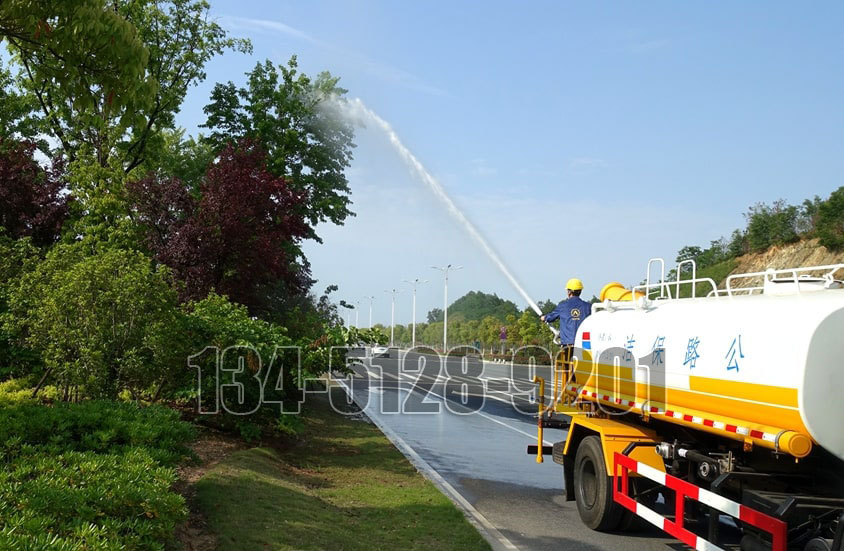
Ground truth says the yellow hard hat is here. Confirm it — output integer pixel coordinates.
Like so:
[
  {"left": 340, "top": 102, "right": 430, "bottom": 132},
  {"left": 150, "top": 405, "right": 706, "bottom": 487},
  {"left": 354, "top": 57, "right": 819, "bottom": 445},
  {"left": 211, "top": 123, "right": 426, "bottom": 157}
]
[{"left": 566, "top": 278, "right": 584, "bottom": 291}]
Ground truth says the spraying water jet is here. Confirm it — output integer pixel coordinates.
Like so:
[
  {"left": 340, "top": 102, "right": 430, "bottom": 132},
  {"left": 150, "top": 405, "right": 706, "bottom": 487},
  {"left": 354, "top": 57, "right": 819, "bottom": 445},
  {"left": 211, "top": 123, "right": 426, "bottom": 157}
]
[{"left": 337, "top": 97, "right": 557, "bottom": 336}]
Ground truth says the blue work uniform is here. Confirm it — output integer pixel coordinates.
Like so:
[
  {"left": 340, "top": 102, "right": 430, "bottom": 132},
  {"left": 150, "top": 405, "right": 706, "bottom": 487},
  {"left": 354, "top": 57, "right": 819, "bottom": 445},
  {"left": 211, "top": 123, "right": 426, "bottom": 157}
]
[{"left": 545, "top": 297, "right": 592, "bottom": 345}]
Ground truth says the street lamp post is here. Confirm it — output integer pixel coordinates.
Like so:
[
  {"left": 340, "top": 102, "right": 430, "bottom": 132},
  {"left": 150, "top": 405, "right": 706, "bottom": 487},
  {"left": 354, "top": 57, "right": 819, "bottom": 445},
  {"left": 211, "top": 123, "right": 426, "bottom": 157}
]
[
  {"left": 384, "top": 289, "right": 401, "bottom": 346},
  {"left": 364, "top": 296, "right": 376, "bottom": 328},
  {"left": 431, "top": 264, "right": 462, "bottom": 351},
  {"left": 402, "top": 278, "right": 428, "bottom": 348},
  {"left": 354, "top": 301, "right": 360, "bottom": 328}
]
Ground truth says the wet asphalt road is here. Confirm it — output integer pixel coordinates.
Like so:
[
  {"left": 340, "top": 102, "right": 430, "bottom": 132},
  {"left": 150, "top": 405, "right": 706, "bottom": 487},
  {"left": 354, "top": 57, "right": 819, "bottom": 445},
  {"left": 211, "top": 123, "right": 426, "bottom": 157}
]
[{"left": 336, "top": 351, "right": 677, "bottom": 551}]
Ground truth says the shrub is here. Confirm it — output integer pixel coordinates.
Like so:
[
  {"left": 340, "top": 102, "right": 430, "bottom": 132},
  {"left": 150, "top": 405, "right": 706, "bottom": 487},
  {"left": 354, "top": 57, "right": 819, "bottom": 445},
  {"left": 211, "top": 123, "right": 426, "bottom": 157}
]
[
  {"left": 0, "top": 448, "right": 185, "bottom": 550},
  {"left": 816, "top": 186, "right": 844, "bottom": 250},
  {"left": 0, "top": 233, "right": 41, "bottom": 380},
  {"left": 0, "top": 399, "right": 194, "bottom": 549},
  {"left": 0, "top": 377, "right": 37, "bottom": 406},
  {"left": 10, "top": 244, "right": 182, "bottom": 399},
  {"left": 184, "top": 292, "right": 293, "bottom": 418},
  {"left": 0, "top": 400, "right": 194, "bottom": 466}
]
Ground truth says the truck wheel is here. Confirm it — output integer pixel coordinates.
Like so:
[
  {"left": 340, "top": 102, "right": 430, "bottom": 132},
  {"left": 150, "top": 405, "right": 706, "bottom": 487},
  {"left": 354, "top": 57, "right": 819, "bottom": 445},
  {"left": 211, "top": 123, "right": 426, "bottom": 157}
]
[{"left": 574, "top": 435, "right": 624, "bottom": 531}]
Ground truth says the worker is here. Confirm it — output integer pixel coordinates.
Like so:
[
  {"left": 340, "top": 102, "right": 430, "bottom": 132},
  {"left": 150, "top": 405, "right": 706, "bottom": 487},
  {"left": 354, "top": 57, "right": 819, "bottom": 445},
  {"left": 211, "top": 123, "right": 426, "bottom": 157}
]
[{"left": 541, "top": 278, "right": 591, "bottom": 347}]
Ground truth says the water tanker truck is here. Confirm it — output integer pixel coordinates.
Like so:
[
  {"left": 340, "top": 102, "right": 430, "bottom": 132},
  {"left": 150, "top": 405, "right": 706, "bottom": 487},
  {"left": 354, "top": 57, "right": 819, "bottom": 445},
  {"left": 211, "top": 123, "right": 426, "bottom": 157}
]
[{"left": 528, "top": 259, "right": 844, "bottom": 551}]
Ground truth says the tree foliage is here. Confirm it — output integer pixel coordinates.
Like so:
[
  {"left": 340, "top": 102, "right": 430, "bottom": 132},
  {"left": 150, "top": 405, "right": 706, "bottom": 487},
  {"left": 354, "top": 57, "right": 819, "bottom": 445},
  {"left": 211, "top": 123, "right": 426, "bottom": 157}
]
[
  {"left": 0, "top": 60, "right": 41, "bottom": 144},
  {"left": 744, "top": 200, "right": 800, "bottom": 252},
  {"left": 0, "top": 0, "right": 152, "bottom": 160},
  {"left": 10, "top": 244, "right": 179, "bottom": 398},
  {"left": 3, "top": 0, "right": 249, "bottom": 171},
  {"left": 128, "top": 140, "right": 311, "bottom": 312},
  {"left": 816, "top": 186, "right": 844, "bottom": 250},
  {"left": 426, "top": 307, "right": 443, "bottom": 323},
  {"left": 201, "top": 57, "right": 355, "bottom": 239},
  {"left": 0, "top": 139, "right": 69, "bottom": 246}
]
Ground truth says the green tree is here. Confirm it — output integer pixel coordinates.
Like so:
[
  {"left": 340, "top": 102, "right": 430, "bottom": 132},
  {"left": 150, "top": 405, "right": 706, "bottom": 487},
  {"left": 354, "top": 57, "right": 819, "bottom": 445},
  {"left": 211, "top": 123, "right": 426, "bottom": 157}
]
[
  {"left": 1, "top": 0, "right": 152, "bottom": 159},
  {"left": 392, "top": 324, "right": 410, "bottom": 345},
  {"left": 11, "top": 244, "right": 179, "bottom": 398},
  {"left": 4, "top": 0, "right": 249, "bottom": 170},
  {"left": 427, "top": 307, "right": 444, "bottom": 323},
  {"left": 515, "top": 310, "right": 543, "bottom": 346},
  {"left": 0, "top": 59, "right": 41, "bottom": 145},
  {"left": 479, "top": 316, "right": 501, "bottom": 348},
  {"left": 463, "top": 319, "right": 480, "bottom": 347},
  {"left": 421, "top": 322, "right": 443, "bottom": 348},
  {"left": 184, "top": 292, "right": 298, "bottom": 423},
  {"left": 411, "top": 322, "right": 428, "bottom": 346},
  {"left": 201, "top": 57, "right": 355, "bottom": 239},
  {"left": 675, "top": 245, "right": 702, "bottom": 273},
  {"left": 726, "top": 229, "right": 746, "bottom": 258},
  {"left": 745, "top": 200, "right": 800, "bottom": 252},
  {"left": 798, "top": 196, "right": 823, "bottom": 235},
  {"left": 816, "top": 186, "right": 844, "bottom": 250},
  {"left": 0, "top": 232, "right": 40, "bottom": 379}
]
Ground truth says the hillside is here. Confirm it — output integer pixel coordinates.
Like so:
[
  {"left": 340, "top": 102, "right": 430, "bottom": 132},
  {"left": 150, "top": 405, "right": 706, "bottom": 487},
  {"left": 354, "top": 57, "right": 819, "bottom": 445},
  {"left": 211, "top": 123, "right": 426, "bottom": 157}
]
[
  {"left": 724, "top": 237, "right": 844, "bottom": 290},
  {"left": 678, "top": 238, "right": 844, "bottom": 297},
  {"left": 426, "top": 290, "right": 519, "bottom": 323},
  {"left": 730, "top": 237, "right": 844, "bottom": 275}
]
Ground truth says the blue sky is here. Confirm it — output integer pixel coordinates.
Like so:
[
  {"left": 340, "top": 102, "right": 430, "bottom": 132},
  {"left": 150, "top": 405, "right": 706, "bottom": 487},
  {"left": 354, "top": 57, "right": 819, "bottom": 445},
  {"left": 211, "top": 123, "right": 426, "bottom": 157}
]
[{"left": 174, "top": 1, "right": 844, "bottom": 325}]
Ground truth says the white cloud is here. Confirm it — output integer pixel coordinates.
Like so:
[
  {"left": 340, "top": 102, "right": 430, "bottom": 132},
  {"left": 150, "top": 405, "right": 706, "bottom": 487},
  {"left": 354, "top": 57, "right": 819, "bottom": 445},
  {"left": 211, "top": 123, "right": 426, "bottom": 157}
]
[
  {"left": 220, "top": 16, "right": 318, "bottom": 44},
  {"left": 218, "top": 15, "right": 446, "bottom": 96}
]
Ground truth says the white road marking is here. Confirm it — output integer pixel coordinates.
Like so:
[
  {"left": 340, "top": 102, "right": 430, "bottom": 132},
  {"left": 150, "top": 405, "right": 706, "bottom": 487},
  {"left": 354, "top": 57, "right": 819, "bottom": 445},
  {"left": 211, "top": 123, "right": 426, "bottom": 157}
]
[{"left": 452, "top": 389, "right": 514, "bottom": 405}]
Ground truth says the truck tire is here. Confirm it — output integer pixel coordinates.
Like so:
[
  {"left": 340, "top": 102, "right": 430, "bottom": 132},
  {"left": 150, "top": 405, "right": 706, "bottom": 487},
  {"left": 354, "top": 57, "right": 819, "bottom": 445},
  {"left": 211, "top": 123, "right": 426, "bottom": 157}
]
[{"left": 574, "top": 435, "right": 624, "bottom": 531}]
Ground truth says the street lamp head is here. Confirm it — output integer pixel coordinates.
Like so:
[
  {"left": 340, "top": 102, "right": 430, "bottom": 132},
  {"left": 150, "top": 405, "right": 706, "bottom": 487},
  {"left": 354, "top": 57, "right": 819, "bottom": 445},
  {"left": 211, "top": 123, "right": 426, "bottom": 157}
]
[{"left": 403, "top": 278, "right": 429, "bottom": 289}]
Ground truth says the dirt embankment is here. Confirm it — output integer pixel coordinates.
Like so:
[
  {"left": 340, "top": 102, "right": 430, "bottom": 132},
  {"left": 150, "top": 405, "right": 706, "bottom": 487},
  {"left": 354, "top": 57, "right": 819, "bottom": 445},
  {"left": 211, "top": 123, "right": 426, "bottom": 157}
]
[{"left": 725, "top": 238, "right": 844, "bottom": 289}]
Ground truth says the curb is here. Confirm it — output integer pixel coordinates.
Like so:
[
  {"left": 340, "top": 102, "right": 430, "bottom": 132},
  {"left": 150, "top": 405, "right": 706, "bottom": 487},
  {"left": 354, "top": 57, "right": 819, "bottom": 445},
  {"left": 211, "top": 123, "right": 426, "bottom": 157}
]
[{"left": 330, "top": 375, "right": 520, "bottom": 551}]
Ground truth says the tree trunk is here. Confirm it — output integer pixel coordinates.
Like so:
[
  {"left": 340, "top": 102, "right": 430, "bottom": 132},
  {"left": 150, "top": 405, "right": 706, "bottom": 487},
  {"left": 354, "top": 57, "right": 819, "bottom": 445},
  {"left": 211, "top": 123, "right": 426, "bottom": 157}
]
[
  {"left": 31, "top": 367, "right": 53, "bottom": 398},
  {"left": 151, "top": 378, "right": 166, "bottom": 403}
]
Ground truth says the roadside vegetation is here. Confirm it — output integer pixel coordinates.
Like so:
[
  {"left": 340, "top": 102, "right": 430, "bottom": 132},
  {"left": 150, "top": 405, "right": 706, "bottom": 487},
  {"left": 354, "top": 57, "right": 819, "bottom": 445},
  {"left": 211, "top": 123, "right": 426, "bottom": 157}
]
[
  {"left": 0, "top": 1, "right": 395, "bottom": 549},
  {"left": 0, "top": 381, "right": 194, "bottom": 549},
  {"left": 195, "top": 392, "right": 490, "bottom": 551}
]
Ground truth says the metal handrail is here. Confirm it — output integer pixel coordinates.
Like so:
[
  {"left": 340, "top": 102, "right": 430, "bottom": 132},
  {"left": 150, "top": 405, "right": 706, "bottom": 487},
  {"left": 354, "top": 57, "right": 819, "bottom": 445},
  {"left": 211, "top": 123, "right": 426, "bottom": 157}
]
[
  {"left": 725, "top": 263, "right": 844, "bottom": 296},
  {"left": 598, "top": 260, "right": 844, "bottom": 310},
  {"left": 675, "top": 259, "right": 697, "bottom": 298},
  {"left": 645, "top": 258, "right": 670, "bottom": 300},
  {"left": 633, "top": 276, "right": 719, "bottom": 302}
]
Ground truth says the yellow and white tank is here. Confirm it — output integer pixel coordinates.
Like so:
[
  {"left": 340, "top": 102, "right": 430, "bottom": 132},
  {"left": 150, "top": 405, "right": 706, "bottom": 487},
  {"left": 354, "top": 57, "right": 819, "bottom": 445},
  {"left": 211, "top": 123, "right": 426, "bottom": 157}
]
[{"left": 568, "top": 262, "right": 844, "bottom": 461}]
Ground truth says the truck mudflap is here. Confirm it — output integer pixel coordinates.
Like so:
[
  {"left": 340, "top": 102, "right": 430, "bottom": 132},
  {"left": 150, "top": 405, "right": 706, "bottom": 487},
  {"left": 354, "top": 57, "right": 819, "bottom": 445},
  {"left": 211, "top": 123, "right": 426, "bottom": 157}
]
[{"left": 613, "top": 451, "right": 788, "bottom": 551}]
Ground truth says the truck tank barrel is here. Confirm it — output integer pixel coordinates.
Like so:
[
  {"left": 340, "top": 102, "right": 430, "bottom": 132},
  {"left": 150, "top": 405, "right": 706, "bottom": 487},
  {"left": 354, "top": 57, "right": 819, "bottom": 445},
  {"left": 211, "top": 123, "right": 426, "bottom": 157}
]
[{"left": 570, "top": 279, "right": 844, "bottom": 461}]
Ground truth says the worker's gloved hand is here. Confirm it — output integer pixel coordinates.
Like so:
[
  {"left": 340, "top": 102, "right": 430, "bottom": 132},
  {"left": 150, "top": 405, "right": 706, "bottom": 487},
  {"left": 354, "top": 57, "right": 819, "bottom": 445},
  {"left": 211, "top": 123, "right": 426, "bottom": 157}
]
[{"left": 540, "top": 315, "right": 546, "bottom": 322}]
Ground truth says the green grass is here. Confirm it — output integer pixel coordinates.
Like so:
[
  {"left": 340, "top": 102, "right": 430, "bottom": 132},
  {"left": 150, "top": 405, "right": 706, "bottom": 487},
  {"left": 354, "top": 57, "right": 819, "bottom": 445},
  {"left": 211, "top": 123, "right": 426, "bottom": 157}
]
[{"left": 194, "top": 391, "right": 490, "bottom": 551}]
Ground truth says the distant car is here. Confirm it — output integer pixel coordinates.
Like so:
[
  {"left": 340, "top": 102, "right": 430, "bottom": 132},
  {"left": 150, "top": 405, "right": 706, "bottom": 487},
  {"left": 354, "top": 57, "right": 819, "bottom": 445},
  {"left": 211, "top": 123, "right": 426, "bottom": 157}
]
[{"left": 370, "top": 345, "right": 390, "bottom": 358}]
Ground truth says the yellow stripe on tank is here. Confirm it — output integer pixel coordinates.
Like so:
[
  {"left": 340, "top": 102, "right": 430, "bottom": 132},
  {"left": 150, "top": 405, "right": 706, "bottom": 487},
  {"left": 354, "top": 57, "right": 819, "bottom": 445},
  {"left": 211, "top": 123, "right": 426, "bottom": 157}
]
[
  {"left": 569, "top": 367, "right": 806, "bottom": 435},
  {"left": 689, "top": 376, "right": 798, "bottom": 408}
]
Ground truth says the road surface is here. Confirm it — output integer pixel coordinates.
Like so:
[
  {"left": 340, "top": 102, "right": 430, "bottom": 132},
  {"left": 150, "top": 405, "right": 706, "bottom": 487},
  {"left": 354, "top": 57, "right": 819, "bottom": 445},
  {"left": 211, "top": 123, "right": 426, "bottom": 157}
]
[{"left": 332, "top": 350, "right": 681, "bottom": 551}]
